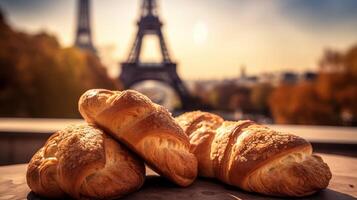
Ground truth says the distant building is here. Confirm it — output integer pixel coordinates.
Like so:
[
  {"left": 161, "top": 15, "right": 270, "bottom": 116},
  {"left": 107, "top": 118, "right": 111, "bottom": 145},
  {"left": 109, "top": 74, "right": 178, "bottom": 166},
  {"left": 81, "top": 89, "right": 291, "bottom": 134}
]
[
  {"left": 302, "top": 72, "right": 317, "bottom": 81},
  {"left": 258, "top": 73, "right": 277, "bottom": 85},
  {"left": 280, "top": 72, "right": 298, "bottom": 84},
  {"left": 240, "top": 65, "right": 246, "bottom": 79}
]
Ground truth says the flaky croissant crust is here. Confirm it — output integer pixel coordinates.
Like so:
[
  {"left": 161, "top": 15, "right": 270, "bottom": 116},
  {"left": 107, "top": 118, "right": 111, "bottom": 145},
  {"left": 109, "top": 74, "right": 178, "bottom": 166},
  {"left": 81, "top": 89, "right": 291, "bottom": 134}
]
[
  {"left": 78, "top": 89, "right": 197, "bottom": 186},
  {"left": 26, "top": 124, "right": 145, "bottom": 199},
  {"left": 176, "top": 111, "right": 332, "bottom": 197}
]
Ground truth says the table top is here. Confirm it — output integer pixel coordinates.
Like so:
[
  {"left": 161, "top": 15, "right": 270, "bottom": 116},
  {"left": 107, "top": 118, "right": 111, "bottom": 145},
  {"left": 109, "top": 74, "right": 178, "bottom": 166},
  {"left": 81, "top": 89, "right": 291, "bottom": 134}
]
[{"left": 0, "top": 154, "right": 356, "bottom": 200}]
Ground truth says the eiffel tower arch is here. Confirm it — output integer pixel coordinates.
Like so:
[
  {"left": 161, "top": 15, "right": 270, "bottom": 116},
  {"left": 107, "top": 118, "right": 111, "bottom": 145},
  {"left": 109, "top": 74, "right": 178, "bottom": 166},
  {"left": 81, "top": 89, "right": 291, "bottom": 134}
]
[
  {"left": 119, "top": 0, "right": 194, "bottom": 109},
  {"left": 74, "top": 0, "right": 96, "bottom": 53}
]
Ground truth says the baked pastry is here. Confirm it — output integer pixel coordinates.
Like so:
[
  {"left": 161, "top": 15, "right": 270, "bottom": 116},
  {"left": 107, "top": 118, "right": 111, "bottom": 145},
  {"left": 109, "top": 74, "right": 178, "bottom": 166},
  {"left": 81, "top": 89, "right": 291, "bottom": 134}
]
[
  {"left": 26, "top": 124, "right": 145, "bottom": 199},
  {"left": 175, "top": 111, "right": 332, "bottom": 197},
  {"left": 78, "top": 89, "right": 197, "bottom": 187}
]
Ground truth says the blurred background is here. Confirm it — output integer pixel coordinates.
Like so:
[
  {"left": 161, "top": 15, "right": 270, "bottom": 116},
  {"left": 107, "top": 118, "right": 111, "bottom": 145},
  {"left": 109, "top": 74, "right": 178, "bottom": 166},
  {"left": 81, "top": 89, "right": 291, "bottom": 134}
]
[{"left": 0, "top": 0, "right": 356, "bottom": 165}]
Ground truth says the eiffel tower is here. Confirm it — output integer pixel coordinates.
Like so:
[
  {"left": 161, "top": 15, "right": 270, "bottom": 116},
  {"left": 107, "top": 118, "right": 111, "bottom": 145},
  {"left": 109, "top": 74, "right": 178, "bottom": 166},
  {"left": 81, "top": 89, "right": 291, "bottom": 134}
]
[
  {"left": 74, "top": 0, "right": 96, "bottom": 53},
  {"left": 119, "top": 0, "right": 193, "bottom": 109}
]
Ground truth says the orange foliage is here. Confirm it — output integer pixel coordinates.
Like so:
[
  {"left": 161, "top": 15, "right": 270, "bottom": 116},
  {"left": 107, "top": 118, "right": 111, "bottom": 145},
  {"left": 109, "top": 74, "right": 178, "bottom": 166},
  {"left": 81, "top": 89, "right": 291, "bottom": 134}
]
[
  {"left": 269, "top": 82, "right": 336, "bottom": 125},
  {"left": 0, "top": 12, "right": 121, "bottom": 118},
  {"left": 269, "top": 45, "right": 357, "bottom": 125},
  {"left": 211, "top": 83, "right": 251, "bottom": 111}
]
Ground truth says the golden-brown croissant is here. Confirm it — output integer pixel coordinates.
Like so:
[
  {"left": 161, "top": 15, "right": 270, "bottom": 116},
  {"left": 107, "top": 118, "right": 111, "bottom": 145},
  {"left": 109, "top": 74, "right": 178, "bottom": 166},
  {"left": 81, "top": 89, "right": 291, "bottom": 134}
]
[
  {"left": 175, "top": 111, "right": 332, "bottom": 197},
  {"left": 78, "top": 89, "right": 197, "bottom": 186},
  {"left": 27, "top": 124, "right": 145, "bottom": 199}
]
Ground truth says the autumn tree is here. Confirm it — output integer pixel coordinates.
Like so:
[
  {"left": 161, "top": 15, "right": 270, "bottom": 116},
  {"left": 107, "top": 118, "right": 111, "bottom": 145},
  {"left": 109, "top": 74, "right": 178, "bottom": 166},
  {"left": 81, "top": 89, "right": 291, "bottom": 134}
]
[
  {"left": 269, "top": 82, "right": 336, "bottom": 125},
  {"left": 0, "top": 11, "right": 121, "bottom": 118},
  {"left": 250, "top": 83, "right": 273, "bottom": 115},
  {"left": 269, "top": 44, "right": 357, "bottom": 126},
  {"left": 210, "top": 82, "right": 252, "bottom": 112}
]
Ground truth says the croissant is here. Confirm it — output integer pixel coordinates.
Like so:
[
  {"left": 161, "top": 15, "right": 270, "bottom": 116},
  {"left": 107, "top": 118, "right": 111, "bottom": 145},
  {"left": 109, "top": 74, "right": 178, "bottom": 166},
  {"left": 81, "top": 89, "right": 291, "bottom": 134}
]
[
  {"left": 175, "top": 111, "right": 332, "bottom": 197},
  {"left": 26, "top": 124, "right": 145, "bottom": 199},
  {"left": 78, "top": 89, "right": 197, "bottom": 186}
]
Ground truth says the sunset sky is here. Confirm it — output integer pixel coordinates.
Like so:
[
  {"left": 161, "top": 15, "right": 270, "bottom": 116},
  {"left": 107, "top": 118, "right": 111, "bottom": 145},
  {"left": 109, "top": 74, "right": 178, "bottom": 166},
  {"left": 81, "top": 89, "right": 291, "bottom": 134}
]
[{"left": 1, "top": 0, "right": 357, "bottom": 79}]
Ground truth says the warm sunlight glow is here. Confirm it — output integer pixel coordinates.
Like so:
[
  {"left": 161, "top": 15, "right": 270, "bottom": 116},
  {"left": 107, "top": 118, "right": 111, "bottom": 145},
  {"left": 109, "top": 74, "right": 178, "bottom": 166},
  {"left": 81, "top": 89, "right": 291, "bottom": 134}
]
[
  {"left": 140, "top": 35, "right": 162, "bottom": 62},
  {"left": 193, "top": 21, "right": 208, "bottom": 45}
]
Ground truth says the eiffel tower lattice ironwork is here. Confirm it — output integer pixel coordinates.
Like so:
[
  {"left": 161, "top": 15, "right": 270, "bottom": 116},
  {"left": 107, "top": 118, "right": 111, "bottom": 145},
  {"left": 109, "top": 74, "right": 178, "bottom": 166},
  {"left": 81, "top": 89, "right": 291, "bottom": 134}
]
[
  {"left": 74, "top": 0, "right": 96, "bottom": 53},
  {"left": 120, "top": 0, "right": 194, "bottom": 109}
]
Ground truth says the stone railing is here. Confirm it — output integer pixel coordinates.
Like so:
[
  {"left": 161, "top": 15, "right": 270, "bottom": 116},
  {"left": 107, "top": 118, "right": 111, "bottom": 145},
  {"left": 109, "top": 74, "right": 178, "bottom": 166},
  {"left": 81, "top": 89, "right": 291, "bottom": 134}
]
[{"left": 1, "top": 118, "right": 356, "bottom": 165}]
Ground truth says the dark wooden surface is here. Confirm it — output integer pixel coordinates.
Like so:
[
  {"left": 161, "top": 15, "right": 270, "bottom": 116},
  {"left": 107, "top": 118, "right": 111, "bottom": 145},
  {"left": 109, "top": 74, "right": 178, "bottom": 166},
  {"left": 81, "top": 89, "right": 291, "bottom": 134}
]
[{"left": 0, "top": 154, "right": 356, "bottom": 200}]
